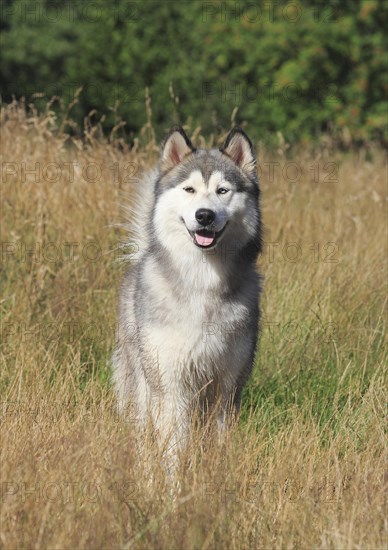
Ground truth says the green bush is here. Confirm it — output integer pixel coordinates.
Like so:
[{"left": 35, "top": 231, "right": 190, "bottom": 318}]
[{"left": 1, "top": 0, "right": 386, "bottom": 145}]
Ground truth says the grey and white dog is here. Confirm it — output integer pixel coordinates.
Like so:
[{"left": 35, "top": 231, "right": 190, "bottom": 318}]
[{"left": 113, "top": 127, "right": 262, "bottom": 449}]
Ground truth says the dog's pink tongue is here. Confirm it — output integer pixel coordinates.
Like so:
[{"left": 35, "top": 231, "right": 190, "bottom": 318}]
[{"left": 195, "top": 232, "right": 215, "bottom": 246}]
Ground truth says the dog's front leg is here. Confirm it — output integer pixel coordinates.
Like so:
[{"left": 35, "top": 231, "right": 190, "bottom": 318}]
[
  {"left": 216, "top": 389, "right": 241, "bottom": 439},
  {"left": 154, "top": 393, "right": 190, "bottom": 469}
]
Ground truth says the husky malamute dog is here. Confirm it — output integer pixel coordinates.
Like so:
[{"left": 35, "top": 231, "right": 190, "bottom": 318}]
[{"left": 113, "top": 127, "right": 262, "bottom": 449}]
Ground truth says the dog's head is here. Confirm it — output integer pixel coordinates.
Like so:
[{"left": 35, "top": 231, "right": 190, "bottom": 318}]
[{"left": 153, "top": 126, "right": 260, "bottom": 256}]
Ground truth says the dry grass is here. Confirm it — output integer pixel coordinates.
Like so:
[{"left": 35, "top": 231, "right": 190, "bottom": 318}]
[{"left": 0, "top": 102, "right": 387, "bottom": 549}]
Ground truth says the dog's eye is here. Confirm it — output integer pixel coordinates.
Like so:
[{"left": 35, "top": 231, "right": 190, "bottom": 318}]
[
  {"left": 183, "top": 187, "right": 195, "bottom": 193},
  {"left": 217, "top": 187, "right": 229, "bottom": 195}
]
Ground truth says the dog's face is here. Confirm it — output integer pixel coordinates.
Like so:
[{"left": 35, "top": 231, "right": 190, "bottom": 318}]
[{"left": 153, "top": 127, "right": 260, "bottom": 254}]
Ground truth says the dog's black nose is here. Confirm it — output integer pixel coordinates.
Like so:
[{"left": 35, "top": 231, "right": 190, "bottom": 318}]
[{"left": 195, "top": 208, "right": 215, "bottom": 227}]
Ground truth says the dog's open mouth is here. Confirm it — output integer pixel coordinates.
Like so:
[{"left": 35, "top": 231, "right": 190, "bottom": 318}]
[{"left": 188, "top": 225, "right": 227, "bottom": 249}]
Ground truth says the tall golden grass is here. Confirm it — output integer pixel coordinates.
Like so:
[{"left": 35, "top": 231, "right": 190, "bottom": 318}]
[{"left": 1, "top": 101, "right": 386, "bottom": 549}]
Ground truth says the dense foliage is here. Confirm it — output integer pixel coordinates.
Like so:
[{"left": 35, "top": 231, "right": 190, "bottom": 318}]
[{"left": 1, "top": 0, "right": 386, "bottom": 145}]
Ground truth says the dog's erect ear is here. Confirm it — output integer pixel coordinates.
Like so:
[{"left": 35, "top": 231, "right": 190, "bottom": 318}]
[
  {"left": 220, "top": 128, "right": 256, "bottom": 177},
  {"left": 160, "top": 126, "right": 196, "bottom": 172}
]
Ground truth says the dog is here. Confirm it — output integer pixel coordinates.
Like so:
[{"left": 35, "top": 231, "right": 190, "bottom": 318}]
[{"left": 112, "top": 126, "right": 262, "bottom": 451}]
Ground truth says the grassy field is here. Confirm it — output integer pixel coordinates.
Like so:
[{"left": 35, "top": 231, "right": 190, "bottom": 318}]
[{"left": 1, "top": 102, "right": 386, "bottom": 549}]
